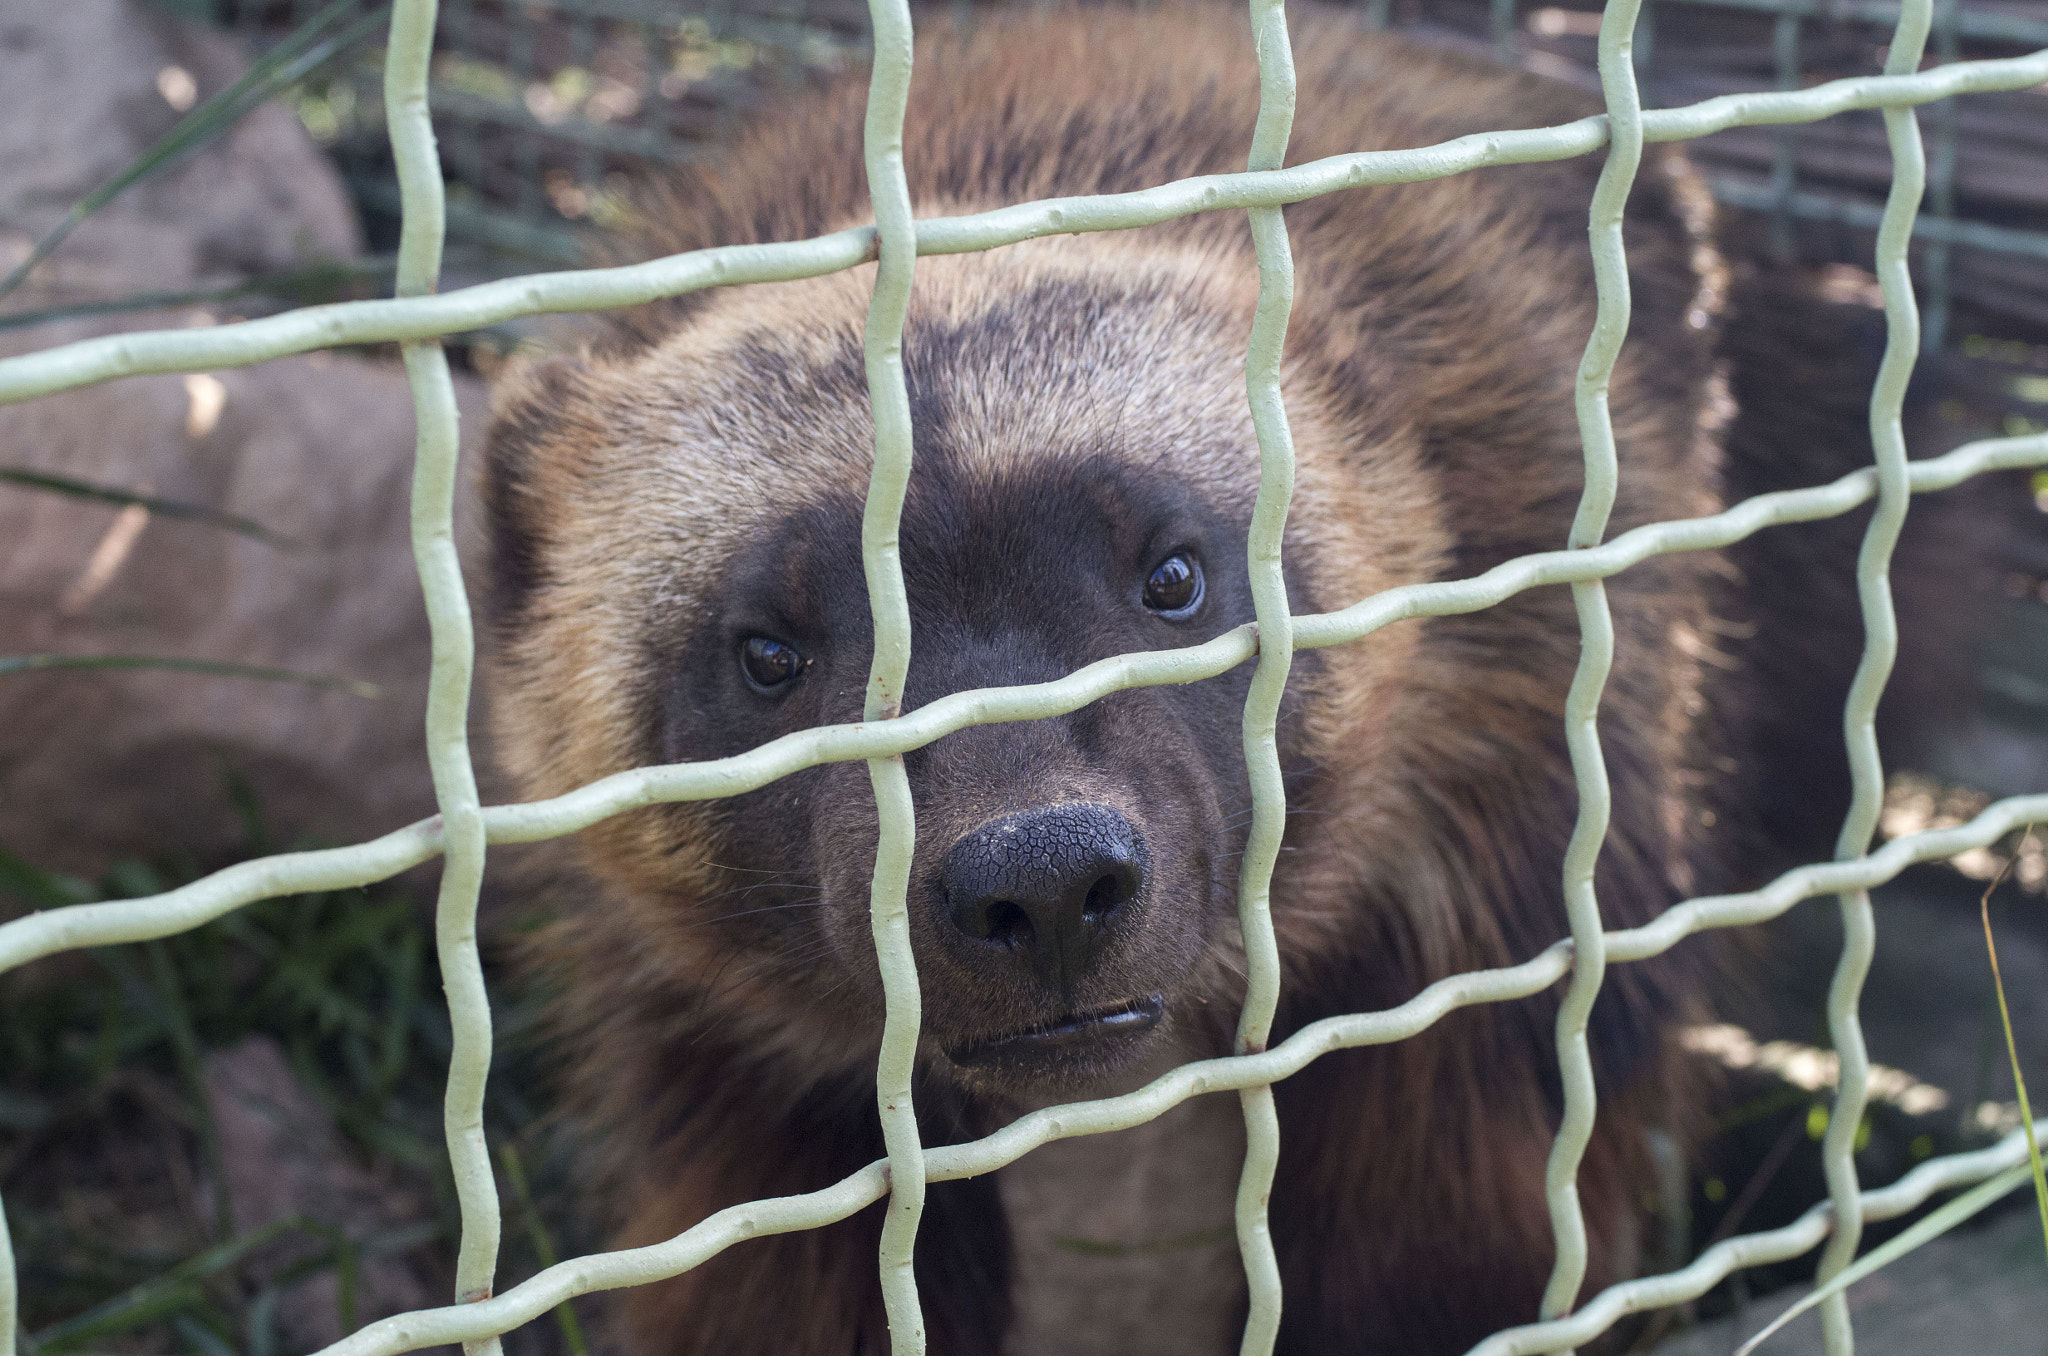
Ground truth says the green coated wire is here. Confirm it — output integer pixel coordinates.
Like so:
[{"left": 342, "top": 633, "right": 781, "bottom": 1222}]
[
  {"left": 1922, "top": 0, "right": 1961, "bottom": 353},
  {"left": 1, "top": 430, "right": 2040, "bottom": 981},
  {"left": 3, "top": 16, "right": 2048, "bottom": 1356},
  {"left": 0, "top": 431, "right": 2036, "bottom": 1356},
  {"left": 1472, "top": 1124, "right": 2046, "bottom": 1356},
  {"left": 0, "top": 1198, "right": 12, "bottom": 1356},
  {"left": 1538, "top": 0, "right": 1642, "bottom": 1330},
  {"left": 1233, "top": 0, "right": 1299, "bottom": 1348},
  {"left": 1814, "top": 3, "right": 1931, "bottom": 1352},
  {"left": 386, "top": 0, "right": 504, "bottom": 1350},
  {"left": 149, "top": 794, "right": 2048, "bottom": 1356},
  {"left": 1768, "top": 7, "right": 1801, "bottom": 261},
  {"left": 0, "top": 796, "right": 2040, "bottom": 1356},
  {"left": 853, "top": 0, "right": 929, "bottom": 1346},
  {"left": 1732, "top": 1161, "right": 2034, "bottom": 1356},
  {"left": 6, "top": 52, "right": 2046, "bottom": 404}
]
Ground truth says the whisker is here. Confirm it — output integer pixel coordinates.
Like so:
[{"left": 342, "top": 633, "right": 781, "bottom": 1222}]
[
  {"left": 713, "top": 901, "right": 830, "bottom": 924},
  {"left": 690, "top": 879, "right": 825, "bottom": 909},
  {"left": 696, "top": 858, "right": 813, "bottom": 877}
]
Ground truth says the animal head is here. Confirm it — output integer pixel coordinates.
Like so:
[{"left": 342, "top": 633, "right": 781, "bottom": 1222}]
[
  {"left": 484, "top": 232, "right": 1444, "bottom": 1096},
  {"left": 479, "top": 3, "right": 1732, "bottom": 1110}
]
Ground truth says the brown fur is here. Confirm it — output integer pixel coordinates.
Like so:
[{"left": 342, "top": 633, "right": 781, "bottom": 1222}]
[{"left": 478, "top": 5, "right": 1909, "bottom": 1352}]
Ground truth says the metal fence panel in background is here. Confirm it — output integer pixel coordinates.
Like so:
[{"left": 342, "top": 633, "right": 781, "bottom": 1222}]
[{"left": 2, "top": 3, "right": 2047, "bottom": 1356}]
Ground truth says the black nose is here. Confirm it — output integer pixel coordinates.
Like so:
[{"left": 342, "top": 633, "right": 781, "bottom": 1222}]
[{"left": 940, "top": 803, "right": 1148, "bottom": 996}]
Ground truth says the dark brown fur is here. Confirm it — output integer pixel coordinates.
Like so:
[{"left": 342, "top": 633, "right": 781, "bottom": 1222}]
[{"left": 478, "top": 5, "right": 1942, "bottom": 1352}]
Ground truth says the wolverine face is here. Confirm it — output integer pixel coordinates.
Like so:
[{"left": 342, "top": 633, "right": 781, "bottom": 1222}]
[
  {"left": 484, "top": 243, "right": 1431, "bottom": 1097},
  {"left": 663, "top": 421, "right": 1268, "bottom": 1091}
]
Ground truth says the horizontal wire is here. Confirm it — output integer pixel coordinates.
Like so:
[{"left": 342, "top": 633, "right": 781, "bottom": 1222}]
[
  {"left": 851, "top": 0, "right": 931, "bottom": 1342},
  {"left": 1467, "top": 1130, "right": 2042, "bottom": 1356},
  {"left": 1, "top": 49, "right": 2043, "bottom": 403},
  {"left": 8, "top": 18, "right": 2043, "bottom": 1356},
  {"left": 289, "top": 786, "right": 2048, "bottom": 1356},
  {"left": 3, "top": 429, "right": 2041, "bottom": 979}
]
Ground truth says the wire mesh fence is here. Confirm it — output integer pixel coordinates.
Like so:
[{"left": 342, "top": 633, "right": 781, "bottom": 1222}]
[
  {"left": 171, "top": 0, "right": 2048, "bottom": 353},
  {"left": 2, "top": 1, "right": 2047, "bottom": 1355}
]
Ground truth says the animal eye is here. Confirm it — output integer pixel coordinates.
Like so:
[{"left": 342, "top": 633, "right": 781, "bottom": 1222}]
[
  {"left": 739, "top": 636, "right": 806, "bottom": 692},
  {"left": 1142, "top": 553, "right": 1203, "bottom": 618}
]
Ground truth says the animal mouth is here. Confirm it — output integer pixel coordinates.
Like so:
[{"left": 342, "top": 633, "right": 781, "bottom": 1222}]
[{"left": 947, "top": 992, "right": 1165, "bottom": 1068}]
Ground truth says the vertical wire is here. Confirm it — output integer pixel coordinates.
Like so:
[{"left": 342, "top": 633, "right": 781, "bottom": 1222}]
[
  {"left": 1769, "top": 9, "right": 1802, "bottom": 263},
  {"left": 1815, "top": 3, "right": 1930, "bottom": 1352},
  {"left": 510, "top": 1, "right": 541, "bottom": 219},
  {"left": 388, "top": 3, "right": 501, "bottom": 1353},
  {"left": 640, "top": 18, "right": 671, "bottom": 162},
  {"left": 1234, "top": 3, "right": 1299, "bottom": 1349},
  {"left": 0, "top": 1196, "right": 14, "bottom": 1356},
  {"left": 1922, "top": 0, "right": 1960, "bottom": 353},
  {"left": 1493, "top": 0, "right": 1518, "bottom": 65},
  {"left": 1536, "top": 0, "right": 1644, "bottom": 1333},
  {"left": 857, "top": 0, "right": 927, "bottom": 1350},
  {"left": 571, "top": 9, "right": 602, "bottom": 212},
  {"left": 1634, "top": 0, "right": 1656, "bottom": 108},
  {"left": 447, "top": 0, "right": 482, "bottom": 234}
]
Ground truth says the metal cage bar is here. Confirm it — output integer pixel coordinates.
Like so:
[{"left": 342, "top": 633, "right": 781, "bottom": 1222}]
[
  {"left": 1538, "top": 0, "right": 1642, "bottom": 1329},
  {"left": 1232, "top": 0, "right": 1301, "bottom": 1346},
  {"left": 386, "top": 3, "right": 507, "bottom": 1353},
  {"left": 1, "top": 6, "right": 2047, "bottom": 1356},
  {"left": 854, "top": 0, "right": 931, "bottom": 1345},
  {"left": 1811, "top": 4, "right": 1931, "bottom": 1352}
]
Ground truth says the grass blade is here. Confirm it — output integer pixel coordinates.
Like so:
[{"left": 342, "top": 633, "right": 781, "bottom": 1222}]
[
  {"left": 27, "top": 1219, "right": 306, "bottom": 1352},
  {"left": 1980, "top": 833, "right": 2048, "bottom": 1262},
  {"left": 1731, "top": 1162, "right": 2033, "bottom": 1356},
  {"left": 499, "top": 1144, "right": 589, "bottom": 1356},
  {"left": 1738, "top": 842, "right": 2048, "bottom": 1355},
  {"left": 0, "top": 845, "right": 95, "bottom": 909},
  {"left": 0, "top": 468, "right": 295, "bottom": 548},
  {"left": 0, "top": 0, "right": 391, "bottom": 303},
  {"left": 169, "top": 1314, "right": 237, "bottom": 1356},
  {"left": 0, "top": 654, "right": 380, "bottom": 698},
  {"left": 0, "top": 258, "right": 400, "bottom": 333}
]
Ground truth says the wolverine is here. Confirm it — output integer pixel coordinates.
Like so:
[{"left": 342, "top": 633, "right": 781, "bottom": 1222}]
[{"left": 480, "top": 4, "right": 1961, "bottom": 1353}]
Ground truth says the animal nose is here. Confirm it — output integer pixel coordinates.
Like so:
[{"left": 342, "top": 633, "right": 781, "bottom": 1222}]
[{"left": 940, "top": 803, "right": 1147, "bottom": 995}]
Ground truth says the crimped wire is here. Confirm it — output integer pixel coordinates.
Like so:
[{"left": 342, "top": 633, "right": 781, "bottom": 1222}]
[
  {"left": 384, "top": 2, "right": 503, "bottom": 1350},
  {"left": 1538, "top": 0, "right": 1645, "bottom": 1330},
  {"left": 269, "top": 793, "right": 2047, "bottom": 1356},
  {"left": 1232, "top": 0, "right": 1300, "bottom": 1349},
  {"left": 856, "top": 0, "right": 929, "bottom": 1346},
  {"left": 1814, "top": 4, "right": 1932, "bottom": 1351},
  {"left": 1470, "top": 1120, "right": 2048, "bottom": 1356},
  {"left": 0, "top": 1199, "right": 14, "bottom": 1356},
  {"left": 2, "top": 434, "right": 2042, "bottom": 980},
  {"left": 1, "top": 20, "right": 2045, "bottom": 1356},
  {"left": 6, "top": 54, "right": 2046, "bottom": 404}
]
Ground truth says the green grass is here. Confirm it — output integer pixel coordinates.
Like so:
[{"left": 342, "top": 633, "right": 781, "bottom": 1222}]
[{"left": 0, "top": 823, "right": 583, "bottom": 1356}]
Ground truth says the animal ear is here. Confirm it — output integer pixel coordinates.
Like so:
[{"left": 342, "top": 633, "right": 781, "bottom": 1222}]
[{"left": 480, "top": 350, "right": 590, "bottom": 631}]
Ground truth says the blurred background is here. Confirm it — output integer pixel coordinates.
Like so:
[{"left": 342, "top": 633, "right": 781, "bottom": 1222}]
[{"left": 1, "top": 2, "right": 2045, "bottom": 1353}]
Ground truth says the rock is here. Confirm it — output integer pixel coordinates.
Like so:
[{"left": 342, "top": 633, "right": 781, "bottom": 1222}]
[
  {"left": 1741, "top": 863, "right": 2048, "bottom": 1148},
  {"left": 1650, "top": 1202, "right": 2048, "bottom": 1356},
  {"left": 202, "top": 1035, "right": 442, "bottom": 1353},
  {"left": 0, "top": 329, "right": 491, "bottom": 878},
  {"left": 0, "top": 0, "right": 362, "bottom": 299},
  {"left": 0, "top": 0, "right": 494, "bottom": 879}
]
